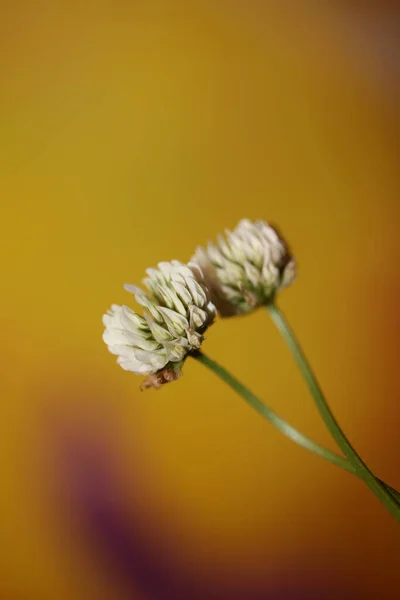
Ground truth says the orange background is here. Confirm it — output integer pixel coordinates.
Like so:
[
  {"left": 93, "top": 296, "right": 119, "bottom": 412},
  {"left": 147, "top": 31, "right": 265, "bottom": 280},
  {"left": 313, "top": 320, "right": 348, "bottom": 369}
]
[{"left": 1, "top": 2, "right": 399, "bottom": 599}]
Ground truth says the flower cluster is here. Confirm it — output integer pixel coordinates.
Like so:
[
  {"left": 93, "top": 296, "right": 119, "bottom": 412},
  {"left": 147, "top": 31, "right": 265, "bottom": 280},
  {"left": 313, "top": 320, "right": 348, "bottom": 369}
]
[
  {"left": 103, "top": 261, "right": 216, "bottom": 388},
  {"left": 192, "top": 219, "right": 296, "bottom": 316},
  {"left": 103, "top": 219, "right": 296, "bottom": 388}
]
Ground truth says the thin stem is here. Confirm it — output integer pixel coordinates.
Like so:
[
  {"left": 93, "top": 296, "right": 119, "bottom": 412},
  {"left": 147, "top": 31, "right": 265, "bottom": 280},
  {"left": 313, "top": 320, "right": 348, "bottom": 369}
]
[
  {"left": 193, "top": 351, "right": 352, "bottom": 472},
  {"left": 266, "top": 303, "right": 400, "bottom": 522},
  {"left": 193, "top": 352, "right": 400, "bottom": 506}
]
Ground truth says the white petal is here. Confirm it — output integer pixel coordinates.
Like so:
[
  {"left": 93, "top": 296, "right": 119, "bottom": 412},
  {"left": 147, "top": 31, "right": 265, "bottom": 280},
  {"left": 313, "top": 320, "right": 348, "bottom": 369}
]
[
  {"left": 157, "top": 262, "right": 175, "bottom": 275},
  {"left": 158, "top": 306, "right": 188, "bottom": 336},
  {"left": 186, "top": 330, "right": 203, "bottom": 350},
  {"left": 106, "top": 343, "right": 137, "bottom": 357},
  {"left": 106, "top": 328, "right": 161, "bottom": 351},
  {"left": 144, "top": 313, "right": 174, "bottom": 342},
  {"left": 104, "top": 328, "right": 135, "bottom": 346},
  {"left": 207, "top": 242, "right": 224, "bottom": 267},
  {"left": 121, "top": 305, "right": 148, "bottom": 331},
  {"left": 124, "top": 284, "right": 162, "bottom": 323},
  {"left": 261, "top": 262, "right": 279, "bottom": 289},
  {"left": 244, "top": 261, "right": 260, "bottom": 288},
  {"left": 142, "top": 277, "right": 158, "bottom": 296},
  {"left": 117, "top": 355, "right": 154, "bottom": 374},
  {"left": 187, "top": 261, "right": 204, "bottom": 282},
  {"left": 133, "top": 349, "right": 168, "bottom": 370},
  {"left": 172, "top": 281, "right": 192, "bottom": 306},
  {"left": 164, "top": 338, "right": 189, "bottom": 362},
  {"left": 225, "top": 230, "right": 246, "bottom": 263},
  {"left": 155, "top": 282, "right": 187, "bottom": 315},
  {"left": 154, "top": 284, "right": 175, "bottom": 309},
  {"left": 185, "top": 277, "right": 207, "bottom": 307},
  {"left": 164, "top": 285, "right": 187, "bottom": 315},
  {"left": 217, "top": 260, "right": 243, "bottom": 286},
  {"left": 217, "top": 233, "right": 234, "bottom": 260},
  {"left": 169, "top": 262, "right": 194, "bottom": 280},
  {"left": 124, "top": 283, "right": 142, "bottom": 296},
  {"left": 145, "top": 267, "right": 167, "bottom": 285},
  {"left": 102, "top": 304, "right": 123, "bottom": 328},
  {"left": 189, "top": 305, "right": 207, "bottom": 329},
  {"left": 236, "top": 219, "right": 253, "bottom": 231}
]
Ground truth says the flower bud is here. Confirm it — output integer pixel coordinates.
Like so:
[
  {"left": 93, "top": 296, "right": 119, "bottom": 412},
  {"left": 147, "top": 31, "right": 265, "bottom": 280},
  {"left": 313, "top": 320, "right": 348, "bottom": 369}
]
[{"left": 192, "top": 219, "right": 296, "bottom": 317}]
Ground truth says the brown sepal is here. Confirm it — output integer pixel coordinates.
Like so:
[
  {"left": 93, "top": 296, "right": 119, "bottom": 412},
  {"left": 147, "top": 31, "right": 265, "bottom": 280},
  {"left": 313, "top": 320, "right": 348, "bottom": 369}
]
[{"left": 140, "top": 366, "right": 182, "bottom": 390}]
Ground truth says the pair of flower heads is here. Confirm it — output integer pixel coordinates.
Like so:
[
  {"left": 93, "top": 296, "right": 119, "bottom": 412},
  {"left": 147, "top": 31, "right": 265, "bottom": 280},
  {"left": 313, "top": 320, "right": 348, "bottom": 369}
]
[{"left": 103, "top": 219, "right": 296, "bottom": 389}]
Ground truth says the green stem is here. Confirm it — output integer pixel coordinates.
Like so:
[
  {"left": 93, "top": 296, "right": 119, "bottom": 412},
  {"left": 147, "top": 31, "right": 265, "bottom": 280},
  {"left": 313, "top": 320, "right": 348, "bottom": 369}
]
[
  {"left": 193, "top": 351, "right": 352, "bottom": 471},
  {"left": 193, "top": 352, "right": 400, "bottom": 506},
  {"left": 266, "top": 303, "right": 400, "bottom": 521}
]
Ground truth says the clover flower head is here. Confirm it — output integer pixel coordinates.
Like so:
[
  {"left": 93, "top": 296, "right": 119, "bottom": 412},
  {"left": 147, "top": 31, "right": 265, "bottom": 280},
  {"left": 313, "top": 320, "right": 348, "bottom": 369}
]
[
  {"left": 103, "top": 261, "right": 216, "bottom": 388},
  {"left": 192, "top": 219, "right": 296, "bottom": 317}
]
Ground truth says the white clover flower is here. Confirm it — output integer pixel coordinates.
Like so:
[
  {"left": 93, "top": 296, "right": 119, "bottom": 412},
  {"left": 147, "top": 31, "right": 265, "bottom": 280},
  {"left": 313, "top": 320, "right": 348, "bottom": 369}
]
[
  {"left": 192, "top": 219, "right": 296, "bottom": 317},
  {"left": 103, "top": 261, "right": 216, "bottom": 388}
]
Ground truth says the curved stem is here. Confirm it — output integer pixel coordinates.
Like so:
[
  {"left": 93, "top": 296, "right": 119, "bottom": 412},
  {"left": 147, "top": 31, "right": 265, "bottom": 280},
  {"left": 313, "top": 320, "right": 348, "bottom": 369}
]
[
  {"left": 193, "top": 351, "right": 352, "bottom": 471},
  {"left": 266, "top": 303, "right": 400, "bottom": 521},
  {"left": 193, "top": 352, "right": 400, "bottom": 506}
]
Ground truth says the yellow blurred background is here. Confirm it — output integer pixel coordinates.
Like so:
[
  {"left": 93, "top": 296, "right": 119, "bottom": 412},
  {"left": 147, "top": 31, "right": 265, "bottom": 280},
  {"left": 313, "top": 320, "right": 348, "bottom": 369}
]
[{"left": 1, "top": 1, "right": 399, "bottom": 598}]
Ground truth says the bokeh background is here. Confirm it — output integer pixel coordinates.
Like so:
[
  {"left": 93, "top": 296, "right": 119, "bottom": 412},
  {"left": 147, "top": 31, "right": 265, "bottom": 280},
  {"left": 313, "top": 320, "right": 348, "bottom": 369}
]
[{"left": 1, "top": 1, "right": 399, "bottom": 598}]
